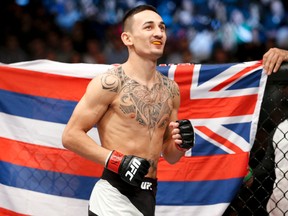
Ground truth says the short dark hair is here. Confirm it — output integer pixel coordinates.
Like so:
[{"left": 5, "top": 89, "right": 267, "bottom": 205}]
[{"left": 122, "top": 5, "right": 158, "bottom": 31}]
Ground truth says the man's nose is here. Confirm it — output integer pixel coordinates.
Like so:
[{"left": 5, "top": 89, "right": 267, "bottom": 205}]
[{"left": 154, "top": 27, "right": 164, "bottom": 38}]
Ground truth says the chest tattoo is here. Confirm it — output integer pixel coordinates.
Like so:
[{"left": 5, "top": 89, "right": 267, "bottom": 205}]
[{"left": 101, "top": 67, "right": 179, "bottom": 138}]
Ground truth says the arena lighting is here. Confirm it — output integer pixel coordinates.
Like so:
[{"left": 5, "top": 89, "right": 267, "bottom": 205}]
[{"left": 16, "top": 0, "right": 29, "bottom": 6}]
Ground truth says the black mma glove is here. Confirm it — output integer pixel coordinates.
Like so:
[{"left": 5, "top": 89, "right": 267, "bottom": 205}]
[
  {"left": 176, "top": 119, "right": 195, "bottom": 151},
  {"left": 105, "top": 150, "right": 150, "bottom": 187}
]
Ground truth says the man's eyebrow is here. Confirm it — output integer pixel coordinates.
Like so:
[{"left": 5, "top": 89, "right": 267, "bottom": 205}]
[{"left": 143, "top": 21, "right": 166, "bottom": 26}]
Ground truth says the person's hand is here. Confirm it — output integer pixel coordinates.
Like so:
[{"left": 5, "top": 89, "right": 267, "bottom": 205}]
[
  {"left": 243, "top": 166, "right": 253, "bottom": 188},
  {"left": 170, "top": 119, "right": 195, "bottom": 151},
  {"left": 263, "top": 48, "right": 288, "bottom": 75},
  {"left": 105, "top": 150, "right": 150, "bottom": 187}
]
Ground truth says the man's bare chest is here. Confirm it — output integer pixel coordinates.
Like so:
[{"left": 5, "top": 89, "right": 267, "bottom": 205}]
[{"left": 117, "top": 80, "right": 173, "bottom": 129}]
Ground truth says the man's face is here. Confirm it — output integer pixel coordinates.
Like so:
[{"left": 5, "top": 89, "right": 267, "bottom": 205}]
[{"left": 127, "top": 10, "right": 167, "bottom": 60}]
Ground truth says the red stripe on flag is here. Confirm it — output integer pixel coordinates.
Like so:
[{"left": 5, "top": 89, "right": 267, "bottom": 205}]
[
  {"left": 180, "top": 95, "right": 258, "bottom": 119},
  {"left": 210, "top": 61, "right": 262, "bottom": 91},
  {"left": 196, "top": 126, "right": 244, "bottom": 153},
  {"left": 173, "top": 64, "right": 194, "bottom": 110},
  {"left": 0, "top": 137, "right": 248, "bottom": 181},
  {"left": 0, "top": 137, "right": 103, "bottom": 177},
  {"left": 158, "top": 153, "right": 249, "bottom": 181},
  {"left": 0, "top": 208, "right": 28, "bottom": 216},
  {"left": 0, "top": 65, "right": 90, "bottom": 101}
]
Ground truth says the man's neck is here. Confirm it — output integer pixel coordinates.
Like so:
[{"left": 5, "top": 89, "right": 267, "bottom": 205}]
[{"left": 122, "top": 56, "right": 158, "bottom": 86}]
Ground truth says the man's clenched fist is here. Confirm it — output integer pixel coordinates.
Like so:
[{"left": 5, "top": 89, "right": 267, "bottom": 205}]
[
  {"left": 105, "top": 150, "right": 150, "bottom": 187},
  {"left": 175, "top": 119, "right": 195, "bottom": 151}
]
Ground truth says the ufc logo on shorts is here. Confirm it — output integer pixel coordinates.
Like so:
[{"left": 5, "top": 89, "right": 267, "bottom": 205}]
[
  {"left": 125, "top": 158, "right": 141, "bottom": 181},
  {"left": 141, "top": 182, "right": 152, "bottom": 190}
]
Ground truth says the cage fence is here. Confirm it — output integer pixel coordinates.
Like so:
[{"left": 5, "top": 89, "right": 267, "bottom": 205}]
[{"left": 223, "top": 63, "right": 288, "bottom": 216}]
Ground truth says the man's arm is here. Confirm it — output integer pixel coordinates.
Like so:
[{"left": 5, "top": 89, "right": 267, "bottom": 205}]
[
  {"left": 263, "top": 48, "right": 288, "bottom": 75},
  {"left": 62, "top": 74, "right": 113, "bottom": 166},
  {"left": 162, "top": 82, "right": 195, "bottom": 164},
  {"left": 62, "top": 71, "right": 150, "bottom": 186}
]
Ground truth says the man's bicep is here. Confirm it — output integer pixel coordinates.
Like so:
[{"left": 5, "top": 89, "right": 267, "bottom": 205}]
[
  {"left": 71, "top": 97, "right": 105, "bottom": 131},
  {"left": 68, "top": 77, "right": 114, "bottom": 132}
]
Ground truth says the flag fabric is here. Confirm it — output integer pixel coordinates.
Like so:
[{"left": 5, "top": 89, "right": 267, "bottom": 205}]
[{"left": 0, "top": 60, "right": 267, "bottom": 216}]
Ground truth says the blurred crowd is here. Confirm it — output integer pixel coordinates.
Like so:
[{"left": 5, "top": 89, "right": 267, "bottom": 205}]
[{"left": 0, "top": 0, "right": 288, "bottom": 65}]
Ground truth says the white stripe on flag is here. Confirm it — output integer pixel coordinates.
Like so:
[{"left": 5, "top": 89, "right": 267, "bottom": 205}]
[
  {"left": 0, "top": 184, "right": 89, "bottom": 216},
  {"left": 9, "top": 59, "right": 113, "bottom": 78},
  {"left": 0, "top": 112, "right": 100, "bottom": 148},
  {"left": 155, "top": 203, "right": 229, "bottom": 216}
]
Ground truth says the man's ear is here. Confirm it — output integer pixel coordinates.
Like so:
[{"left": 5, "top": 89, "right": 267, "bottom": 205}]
[{"left": 121, "top": 32, "right": 133, "bottom": 46}]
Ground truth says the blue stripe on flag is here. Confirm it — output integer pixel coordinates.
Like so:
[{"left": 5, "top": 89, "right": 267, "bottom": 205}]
[
  {"left": 0, "top": 161, "right": 98, "bottom": 200},
  {"left": 0, "top": 89, "right": 77, "bottom": 124},
  {"left": 157, "top": 178, "right": 242, "bottom": 205},
  {"left": 0, "top": 160, "right": 242, "bottom": 205},
  {"left": 156, "top": 66, "right": 169, "bottom": 77},
  {"left": 223, "top": 122, "right": 251, "bottom": 143},
  {"left": 192, "top": 134, "right": 228, "bottom": 156},
  {"left": 198, "top": 64, "right": 235, "bottom": 86},
  {"left": 228, "top": 69, "right": 262, "bottom": 89}
]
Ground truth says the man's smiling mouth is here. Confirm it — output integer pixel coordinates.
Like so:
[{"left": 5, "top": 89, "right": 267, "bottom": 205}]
[{"left": 152, "top": 41, "right": 162, "bottom": 45}]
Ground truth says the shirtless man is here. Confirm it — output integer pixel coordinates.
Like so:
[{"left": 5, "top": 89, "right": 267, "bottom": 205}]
[{"left": 62, "top": 5, "right": 194, "bottom": 216}]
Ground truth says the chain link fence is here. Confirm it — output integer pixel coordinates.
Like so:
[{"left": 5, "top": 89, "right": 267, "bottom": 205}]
[{"left": 224, "top": 63, "right": 288, "bottom": 216}]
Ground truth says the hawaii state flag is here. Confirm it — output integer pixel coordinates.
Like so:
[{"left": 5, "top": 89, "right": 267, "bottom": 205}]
[{"left": 0, "top": 60, "right": 267, "bottom": 216}]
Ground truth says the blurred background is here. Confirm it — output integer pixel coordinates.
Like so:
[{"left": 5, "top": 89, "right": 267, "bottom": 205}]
[{"left": 0, "top": 0, "right": 288, "bottom": 65}]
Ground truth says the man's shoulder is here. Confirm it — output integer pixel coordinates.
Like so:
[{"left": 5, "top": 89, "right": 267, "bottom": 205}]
[
  {"left": 104, "top": 65, "right": 122, "bottom": 75},
  {"left": 156, "top": 72, "right": 179, "bottom": 98},
  {"left": 91, "top": 66, "right": 124, "bottom": 94},
  {"left": 157, "top": 71, "right": 178, "bottom": 88}
]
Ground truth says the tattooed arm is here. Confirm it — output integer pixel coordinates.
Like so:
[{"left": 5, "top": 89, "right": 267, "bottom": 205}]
[{"left": 62, "top": 71, "right": 119, "bottom": 166}]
